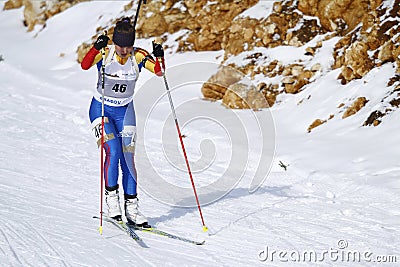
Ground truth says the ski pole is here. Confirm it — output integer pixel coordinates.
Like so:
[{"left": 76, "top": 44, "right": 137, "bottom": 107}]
[
  {"left": 155, "top": 51, "right": 208, "bottom": 233},
  {"left": 99, "top": 31, "right": 107, "bottom": 235},
  {"left": 133, "top": 0, "right": 147, "bottom": 31}
]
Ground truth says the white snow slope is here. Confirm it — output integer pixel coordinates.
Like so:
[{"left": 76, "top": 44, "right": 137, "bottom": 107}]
[{"left": 0, "top": 1, "right": 399, "bottom": 266}]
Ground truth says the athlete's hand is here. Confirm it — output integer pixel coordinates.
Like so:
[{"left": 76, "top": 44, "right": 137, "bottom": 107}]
[
  {"left": 94, "top": 35, "right": 110, "bottom": 51},
  {"left": 152, "top": 41, "right": 164, "bottom": 58}
]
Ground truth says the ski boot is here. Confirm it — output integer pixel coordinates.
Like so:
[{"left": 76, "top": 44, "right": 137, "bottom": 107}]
[
  {"left": 105, "top": 185, "right": 122, "bottom": 221},
  {"left": 125, "top": 194, "right": 150, "bottom": 228}
]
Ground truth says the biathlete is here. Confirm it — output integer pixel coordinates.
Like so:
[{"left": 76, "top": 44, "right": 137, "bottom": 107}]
[{"left": 81, "top": 17, "right": 164, "bottom": 227}]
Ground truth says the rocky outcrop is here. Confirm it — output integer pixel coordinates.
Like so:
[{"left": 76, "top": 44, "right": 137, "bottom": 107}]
[
  {"left": 307, "top": 96, "right": 370, "bottom": 132},
  {"left": 364, "top": 75, "right": 400, "bottom": 126},
  {"left": 7, "top": 0, "right": 399, "bottom": 126},
  {"left": 4, "top": 0, "right": 86, "bottom": 31},
  {"left": 333, "top": 0, "right": 400, "bottom": 84},
  {"left": 201, "top": 63, "right": 270, "bottom": 109},
  {"left": 133, "top": 0, "right": 325, "bottom": 56},
  {"left": 337, "top": 41, "right": 375, "bottom": 83},
  {"left": 298, "top": 0, "right": 384, "bottom": 34},
  {"left": 135, "top": 0, "right": 259, "bottom": 52},
  {"left": 198, "top": 0, "right": 399, "bottom": 128},
  {"left": 75, "top": 0, "right": 400, "bottom": 115}
]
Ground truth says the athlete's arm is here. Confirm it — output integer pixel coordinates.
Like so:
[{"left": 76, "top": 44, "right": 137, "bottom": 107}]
[
  {"left": 134, "top": 48, "right": 162, "bottom": 76},
  {"left": 81, "top": 47, "right": 106, "bottom": 70}
]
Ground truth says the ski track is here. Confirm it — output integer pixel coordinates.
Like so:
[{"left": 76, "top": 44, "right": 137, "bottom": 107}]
[
  {"left": 0, "top": 218, "right": 51, "bottom": 266},
  {"left": 0, "top": 226, "right": 23, "bottom": 266},
  {"left": 2, "top": 120, "right": 399, "bottom": 267},
  {"left": 24, "top": 220, "right": 70, "bottom": 267}
]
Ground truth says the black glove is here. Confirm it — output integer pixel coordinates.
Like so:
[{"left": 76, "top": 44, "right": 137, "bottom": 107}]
[
  {"left": 94, "top": 35, "right": 110, "bottom": 50},
  {"left": 152, "top": 41, "right": 164, "bottom": 58}
]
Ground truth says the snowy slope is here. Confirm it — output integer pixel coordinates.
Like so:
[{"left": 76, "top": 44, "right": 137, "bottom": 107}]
[{"left": 0, "top": 1, "right": 399, "bottom": 266}]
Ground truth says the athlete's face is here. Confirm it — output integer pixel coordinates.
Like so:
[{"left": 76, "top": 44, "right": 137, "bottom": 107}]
[{"left": 115, "top": 45, "right": 133, "bottom": 58}]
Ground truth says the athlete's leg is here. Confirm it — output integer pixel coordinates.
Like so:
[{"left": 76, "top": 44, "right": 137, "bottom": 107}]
[
  {"left": 114, "top": 102, "right": 138, "bottom": 196},
  {"left": 89, "top": 98, "right": 123, "bottom": 188},
  {"left": 114, "top": 102, "right": 148, "bottom": 226}
]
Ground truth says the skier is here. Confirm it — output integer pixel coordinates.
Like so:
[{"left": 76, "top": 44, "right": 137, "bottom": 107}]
[{"left": 81, "top": 17, "right": 164, "bottom": 227}]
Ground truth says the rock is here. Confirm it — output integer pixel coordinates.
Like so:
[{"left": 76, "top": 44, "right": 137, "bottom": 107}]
[
  {"left": 201, "top": 83, "right": 227, "bottom": 100},
  {"left": 23, "top": 0, "right": 44, "bottom": 31},
  {"left": 305, "top": 46, "right": 316, "bottom": 56},
  {"left": 299, "top": 0, "right": 379, "bottom": 34},
  {"left": 20, "top": 0, "right": 85, "bottom": 31},
  {"left": 364, "top": 110, "right": 385, "bottom": 126},
  {"left": 378, "top": 41, "right": 395, "bottom": 64},
  {"left": 339, "top": 41, "right": 374, "bottom": 83},
  {"left": 201, "top": 66, "right": 243, "bottom": 100},
  {"left": 222, "top": 83, "right": 268, "bottom": 109},
  {"left": 280, "top": 65, "right": 315, "bottom": 94},
  {"left": 138, "top": 13, "right": 168, "bottom": 38},
  {"left": 291, "top": 65, "right": 305, "bottom": 76},
  {"left": 258, "top": 82, "right": 280, "bottom": 107},
  {"left": 342, "top": 97, "right": 369, "bottom": 118},
  {"left": 298, "top": 70, "right": 314, "bottom": 80},
  {"left": 311, "top": 63, "right": 322, "bottom": 72},
  {"left": 282, "top": 76, "right": 295, "bottom": 85},
  {"left": 222, "top": 83, "right": 251, "bottom": 109},
  {"left": 3, "top": 0, "right": 23, "bottom": 10},
  {"left": 284, "top": 77, "right": 309, "bottom": 94},
  {"left": 389, "top": 98, "right": 400, "bottom": 108},
  {"left": 308, "top": 119, "right": 327, "bottom": 133},
  {"left": 246, "top": 88, "right": 270, "bottom": 109}
]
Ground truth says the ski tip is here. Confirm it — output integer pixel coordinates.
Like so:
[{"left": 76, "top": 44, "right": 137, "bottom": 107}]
[
  {"left": 99, "top": 226, "right": 103, "bottom": 235},
  {"left": 202, "top": 226, "right": 209, "bottom": 232},
  {"left": 197, "top": 240, "right": 206, "bottom": 245}
]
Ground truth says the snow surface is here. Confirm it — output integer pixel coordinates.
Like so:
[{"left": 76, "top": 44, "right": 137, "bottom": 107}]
[
  {"left": 0, "top": 1, "right": 399, "bottom": 266},
  {"left": 237, "top": 0, "right": 274, "bottom": 20}
]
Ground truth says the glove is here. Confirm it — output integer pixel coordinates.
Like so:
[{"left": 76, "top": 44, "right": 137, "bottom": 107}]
[
  {"left": 94, "top": 35, "right": 110, "bottom": 50},
  {"left": 152, "top": 41, "right": 164, "bottom": 58}
]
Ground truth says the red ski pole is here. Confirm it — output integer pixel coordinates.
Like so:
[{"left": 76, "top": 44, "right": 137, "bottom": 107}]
[{"left": 155, "top": 48, "right": 208, "bottom": 232}]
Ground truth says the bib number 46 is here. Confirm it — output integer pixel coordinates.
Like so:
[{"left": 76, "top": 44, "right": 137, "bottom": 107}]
[{"left": 112, "top": 83, "right": 127, "bottom": 93}]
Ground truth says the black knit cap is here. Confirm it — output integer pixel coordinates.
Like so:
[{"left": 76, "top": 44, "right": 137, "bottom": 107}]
[{"left": 112, "top": 17, "right": 135, "bottom": 47}]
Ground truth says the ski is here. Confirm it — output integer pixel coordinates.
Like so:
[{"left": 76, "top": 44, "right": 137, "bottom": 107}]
[
  {"left": 93, "top": 216, "right": 148, "bottom": 248},
  {"left": 131, "top": 225, "right": 205, "bottom": 245},
  {"left": 94, "top": 215, "right": 205, "bottom": 245}
]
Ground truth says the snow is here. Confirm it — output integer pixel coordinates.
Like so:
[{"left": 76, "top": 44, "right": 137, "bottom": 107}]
[
  {"left": 0, "top": 1, "right": 399, "bottom": 266},
  {"left": 237, "top": 0, "right": 275, "bottom": 20}
]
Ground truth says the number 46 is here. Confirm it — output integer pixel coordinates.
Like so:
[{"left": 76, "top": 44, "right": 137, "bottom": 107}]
[{"left": 112, "top": 83, "right": 127, "bottom": 93}]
